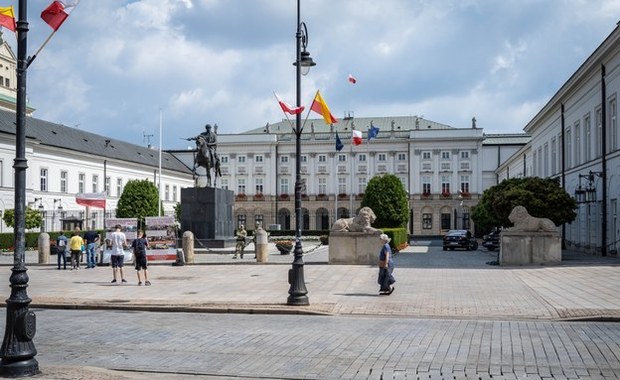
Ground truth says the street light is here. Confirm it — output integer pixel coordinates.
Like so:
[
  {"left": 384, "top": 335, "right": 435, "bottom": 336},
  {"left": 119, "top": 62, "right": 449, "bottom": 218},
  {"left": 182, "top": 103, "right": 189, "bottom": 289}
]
[
  {"left": 0, "top": 1, "right": 39, "bottom": 376},
  {"left": 574, "top": 171, "right": 603, "bottom": 204},
  {"left": 287, "top": 0, "right": 315, "bottom": 306}
]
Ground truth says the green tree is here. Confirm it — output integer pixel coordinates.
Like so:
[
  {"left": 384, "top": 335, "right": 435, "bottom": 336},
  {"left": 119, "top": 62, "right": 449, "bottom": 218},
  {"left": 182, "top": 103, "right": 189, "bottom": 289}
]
[
  {"left": 471, "top": 177, "right": 577, "bottom": 231},
  {"left": 116, "top": 179, "right": 160, "bottom": 227},
  {"left": 174, "top": 202, "right": 181, "bottom": 224},
  {"left": 2, "top": 207, "right": 43, "bottom": 230},
  {"left": 361, "top": 174, "right": 409, "bottom": 228}
]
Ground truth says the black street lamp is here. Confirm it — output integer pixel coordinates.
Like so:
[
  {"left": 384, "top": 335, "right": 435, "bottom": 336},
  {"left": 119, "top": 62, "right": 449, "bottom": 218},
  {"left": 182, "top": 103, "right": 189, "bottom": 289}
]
[
  {"left": 0, "top": 0, "right": 39, "bottom": 376},
  {"left": 287, "top": 0, "right": 315, "bottom": 306}
]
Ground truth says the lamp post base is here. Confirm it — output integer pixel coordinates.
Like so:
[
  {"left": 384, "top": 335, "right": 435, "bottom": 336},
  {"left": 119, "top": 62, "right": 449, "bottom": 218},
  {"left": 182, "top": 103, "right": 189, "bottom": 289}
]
[
  {"left": 0, "top": 266, "right": 39, "bottom": 377},
  {"left": 287, "top": 254, "right": 309, "bottom": 306}
]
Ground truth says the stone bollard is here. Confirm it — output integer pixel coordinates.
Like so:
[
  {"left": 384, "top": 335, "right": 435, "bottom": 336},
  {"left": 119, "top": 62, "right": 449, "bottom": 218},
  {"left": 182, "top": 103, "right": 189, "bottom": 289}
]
[
  {"left": 38, "top": 232, "right": 50, "bottom": 264},
  {"left": 182, "top": 230, "right": 195, "bottom": 264},
  {"left": 255, "top": 227, "right": 268, "bottom": 263}
]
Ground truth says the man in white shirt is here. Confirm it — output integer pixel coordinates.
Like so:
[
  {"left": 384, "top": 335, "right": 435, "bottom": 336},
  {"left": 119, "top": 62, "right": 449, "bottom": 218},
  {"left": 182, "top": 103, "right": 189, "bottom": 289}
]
[{"left": 110, "top": 224, "right": 127, "bottom": 284}]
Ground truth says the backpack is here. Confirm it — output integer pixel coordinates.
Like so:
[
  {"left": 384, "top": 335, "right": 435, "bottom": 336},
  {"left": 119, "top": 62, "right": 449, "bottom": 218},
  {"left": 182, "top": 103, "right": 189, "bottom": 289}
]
[
  {"left": 134, "top": 238, "right": 146, "bottom": 255},
  {"left": 58, "top": 239, "right": 66, "bottom": 247}
]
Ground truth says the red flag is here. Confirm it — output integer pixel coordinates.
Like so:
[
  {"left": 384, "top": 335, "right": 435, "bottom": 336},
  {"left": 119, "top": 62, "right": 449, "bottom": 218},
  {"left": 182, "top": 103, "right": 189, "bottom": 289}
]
[
  {"left": 348, "top": 74, "right": 357, "bottom": 84},
  {"left": 41, "top": 0, "right": 80, "bottom": 31},
  {"left": 76, "top": 192, "right": 106, "bottom": 209},
  {"left": 352, "top": 130, "right": 362, "bottom": 146},
  {"left": 274, "top": 92, "right": 304, "bottom": 115}
]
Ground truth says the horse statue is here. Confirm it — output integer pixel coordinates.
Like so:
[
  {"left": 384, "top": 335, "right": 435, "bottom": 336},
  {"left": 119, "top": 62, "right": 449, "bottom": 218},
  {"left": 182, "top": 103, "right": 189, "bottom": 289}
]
[{"left": 192, "top": 135, "right": 221, "bottom": 187}]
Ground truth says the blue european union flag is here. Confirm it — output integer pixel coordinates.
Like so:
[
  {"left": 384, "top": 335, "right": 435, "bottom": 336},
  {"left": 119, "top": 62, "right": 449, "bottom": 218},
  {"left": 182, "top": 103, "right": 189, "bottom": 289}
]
[
  {"left": 368, "top": 126, "right": 379, "bottom": 140},
  {"left": 335, "top": 132, "right": 344, "bottom": 152}
]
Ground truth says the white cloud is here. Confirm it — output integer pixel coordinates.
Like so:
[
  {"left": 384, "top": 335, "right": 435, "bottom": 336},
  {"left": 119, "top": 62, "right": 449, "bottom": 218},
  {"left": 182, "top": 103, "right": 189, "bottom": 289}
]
[{"left": 8, "top": 0, "right": 619, "bottom": 148}]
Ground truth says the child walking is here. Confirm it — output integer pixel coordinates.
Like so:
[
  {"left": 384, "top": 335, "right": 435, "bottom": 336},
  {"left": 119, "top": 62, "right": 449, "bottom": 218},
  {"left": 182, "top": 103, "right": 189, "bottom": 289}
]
[{"left": 132, "top": 230, "right": 150, "bottom": 286}]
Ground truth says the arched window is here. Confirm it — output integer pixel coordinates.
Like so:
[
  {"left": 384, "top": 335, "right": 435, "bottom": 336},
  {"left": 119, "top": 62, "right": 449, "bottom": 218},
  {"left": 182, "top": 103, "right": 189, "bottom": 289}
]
[{"left": 278, "top": 208, "right": 291, "bottom": 230}]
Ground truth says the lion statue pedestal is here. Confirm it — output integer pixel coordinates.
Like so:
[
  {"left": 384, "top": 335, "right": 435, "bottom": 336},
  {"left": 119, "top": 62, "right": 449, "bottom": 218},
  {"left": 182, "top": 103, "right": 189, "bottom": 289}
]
[
  {"left": 499, "top": 206, "right": 561, "bottom": 266},
  {"left": 328, "top": 207, "right": 383, "bottom": 265}
]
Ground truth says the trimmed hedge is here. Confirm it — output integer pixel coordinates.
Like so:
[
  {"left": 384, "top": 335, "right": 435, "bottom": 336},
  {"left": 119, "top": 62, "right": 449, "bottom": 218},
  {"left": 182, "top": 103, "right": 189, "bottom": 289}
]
[
  {"left": 380, "top": 228, "right": 408, "bottom": 252},
  {"left": 0, "top": 230, "right": 106, "bottom": 251},
  {"left": 0, "top": 232, "right": 42, "bottom": 250}
]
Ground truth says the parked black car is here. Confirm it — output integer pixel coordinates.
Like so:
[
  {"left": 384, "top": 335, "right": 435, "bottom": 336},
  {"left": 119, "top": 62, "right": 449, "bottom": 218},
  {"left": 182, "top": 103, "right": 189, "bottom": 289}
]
[
  {"left": 482, "top": 230, "right": 501, "bottom": 251},
  {"left": 442, "top": 230, "right": 478, "bottom": 251}
]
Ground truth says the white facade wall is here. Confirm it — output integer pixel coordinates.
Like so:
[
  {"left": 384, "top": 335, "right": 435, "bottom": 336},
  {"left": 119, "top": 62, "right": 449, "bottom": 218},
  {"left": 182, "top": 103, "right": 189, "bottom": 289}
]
[
  {"left": 169, "top": 125, "right": 527, "bottom": 236},
  {"left": 499, "top": 24, "right": 620, "bottom": 255},
  {"left": 0, "top": 135, "right": 194, "bottom": 232}
]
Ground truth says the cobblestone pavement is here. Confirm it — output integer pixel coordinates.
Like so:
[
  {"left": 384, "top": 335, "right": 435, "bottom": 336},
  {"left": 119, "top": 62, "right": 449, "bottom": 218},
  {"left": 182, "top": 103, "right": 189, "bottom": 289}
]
[
  {"left": 10, "top": 309, "right": 620, "bottom": 380},
  {"left": 5, "top": 244, "right": 619, "bottom": 321},
  {"left": 0, "top": 243, "right": 619, "bottom": 379}
]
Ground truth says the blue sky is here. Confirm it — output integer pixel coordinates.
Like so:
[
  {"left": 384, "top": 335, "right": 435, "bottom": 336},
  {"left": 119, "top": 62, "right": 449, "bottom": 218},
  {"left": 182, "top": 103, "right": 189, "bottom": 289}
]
[{"left": 4, "top": 0, "right": 620, "bottom": 149}]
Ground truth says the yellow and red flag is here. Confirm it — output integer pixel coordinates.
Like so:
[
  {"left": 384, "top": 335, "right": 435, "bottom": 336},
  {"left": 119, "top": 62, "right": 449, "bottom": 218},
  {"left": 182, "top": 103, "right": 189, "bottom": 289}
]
[
  {"left": 310, "top": 90, "right": 338, "bottom": 125},
  {"left": 0, "top": 6, "right": 16, "bottom": 32}
]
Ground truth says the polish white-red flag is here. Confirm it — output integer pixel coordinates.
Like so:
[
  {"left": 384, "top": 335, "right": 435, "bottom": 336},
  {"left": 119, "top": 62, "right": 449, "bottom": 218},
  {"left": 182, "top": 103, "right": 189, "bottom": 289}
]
[
  {"left": 274, "top": 92, "right": 304, "bottom": 115},
  {"left": 76, "top": 192, "right": 106, "bottom": 209},
  {"left": 352, "top": 130, "right": 363, "bottom": 146},
  {"left": 41, "top": 0, "right": 80, "bottom": 31},
  {"left": 348, "top": 74, "right": 357, "bottom": 84}
]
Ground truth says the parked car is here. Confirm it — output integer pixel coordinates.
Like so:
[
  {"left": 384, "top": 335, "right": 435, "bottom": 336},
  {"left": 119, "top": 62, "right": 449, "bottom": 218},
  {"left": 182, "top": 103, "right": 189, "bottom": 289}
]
[
  {"left": 442, "top": 230, "right": 478, "bottom": 251},
  {"left": 482, "top": 230, "right": 501, "bottom": 251}
]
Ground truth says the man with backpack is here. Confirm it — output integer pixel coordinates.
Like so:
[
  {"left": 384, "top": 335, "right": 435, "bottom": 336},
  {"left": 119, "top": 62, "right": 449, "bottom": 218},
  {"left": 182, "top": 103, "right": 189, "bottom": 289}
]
[
  {"left": 56, "top": 231, "right": 68, "bottom": 270},
  {"left": 132, "top": 230, "right": 150, "bottom": 286}
]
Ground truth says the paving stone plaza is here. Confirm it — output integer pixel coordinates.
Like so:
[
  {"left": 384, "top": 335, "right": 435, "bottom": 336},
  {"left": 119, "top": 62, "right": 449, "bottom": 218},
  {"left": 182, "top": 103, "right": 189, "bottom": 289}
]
[{"left": 0, "top": 242, "right": 619, "bottom": 379}]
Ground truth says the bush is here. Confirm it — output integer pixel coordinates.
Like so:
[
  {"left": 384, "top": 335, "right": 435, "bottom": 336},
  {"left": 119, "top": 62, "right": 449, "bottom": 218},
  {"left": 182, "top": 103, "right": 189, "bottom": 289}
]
[{"left": 380, "top": 228, "right": 408, "bottom": 252}]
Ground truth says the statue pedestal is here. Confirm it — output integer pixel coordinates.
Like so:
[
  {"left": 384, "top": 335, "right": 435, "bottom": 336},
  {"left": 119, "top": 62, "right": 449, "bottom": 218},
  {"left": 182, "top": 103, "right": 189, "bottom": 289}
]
[
  {"left": 329, "top": 232, "right": 383, "bottom": 265},
  {"left": 500, "top": 231, "right": 561, "bottom": 266},
  {"left": 181, "top": 187, "right": 235, "bottom": 248}
]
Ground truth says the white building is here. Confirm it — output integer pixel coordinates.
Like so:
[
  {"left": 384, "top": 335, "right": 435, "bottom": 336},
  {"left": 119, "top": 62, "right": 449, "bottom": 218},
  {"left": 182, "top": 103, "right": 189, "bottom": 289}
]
[
  {"left": 0, "top": 37, "right": 194, "bottom": 233},
  {"left": 497, "top": 22, "right": 620, "bottom": 256},
  {"left": 171, "top": 117, "right": 528, "bottom": 236}
]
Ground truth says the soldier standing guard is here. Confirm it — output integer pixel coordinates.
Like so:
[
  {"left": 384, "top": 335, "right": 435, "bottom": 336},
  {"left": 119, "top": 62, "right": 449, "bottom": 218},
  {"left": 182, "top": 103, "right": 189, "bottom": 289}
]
[{"left": 233, "top": 224, "right": 247, "bottom": 259}]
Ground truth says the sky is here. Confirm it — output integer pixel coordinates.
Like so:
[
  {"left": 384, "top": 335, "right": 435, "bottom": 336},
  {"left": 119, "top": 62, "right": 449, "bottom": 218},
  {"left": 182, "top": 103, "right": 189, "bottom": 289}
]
[{"left": 3, "top": 0, "right": 620, "bottom": 150}]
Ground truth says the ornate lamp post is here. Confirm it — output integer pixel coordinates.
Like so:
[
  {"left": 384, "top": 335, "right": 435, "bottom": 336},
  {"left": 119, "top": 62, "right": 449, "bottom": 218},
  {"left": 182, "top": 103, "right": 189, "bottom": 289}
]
[
  {"left": 288, "top": 0, "right": 315, "bottom": 306},
  {"left": 0, "top": 0, "right": 39, "bottom": 376}
]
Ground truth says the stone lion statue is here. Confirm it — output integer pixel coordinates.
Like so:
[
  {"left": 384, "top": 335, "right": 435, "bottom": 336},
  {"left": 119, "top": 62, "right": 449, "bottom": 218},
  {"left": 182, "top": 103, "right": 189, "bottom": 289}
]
[
  {"left": 508, "top": 205, "right": 556, "bottom": 232},
  {"left": 330, "top": 206, "right": 382, "bottom": 234}
]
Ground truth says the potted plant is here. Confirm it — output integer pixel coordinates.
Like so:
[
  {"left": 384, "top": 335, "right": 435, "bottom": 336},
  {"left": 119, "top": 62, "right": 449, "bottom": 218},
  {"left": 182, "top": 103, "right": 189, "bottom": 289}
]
[
  {"left": 235, "top": 193, "right": 247, "bottom": 201},
  {"left": 279, "top": 194, "right": 290, "bottom": 201},
  {"left": 441, "top": 191, "right": 451, "bottom": 198},
  {"left": 254, "top": 193, "right": 264, "bottom": 201},
  {"left": 275, "top": 240, "right": 293, "bottom": 255}
]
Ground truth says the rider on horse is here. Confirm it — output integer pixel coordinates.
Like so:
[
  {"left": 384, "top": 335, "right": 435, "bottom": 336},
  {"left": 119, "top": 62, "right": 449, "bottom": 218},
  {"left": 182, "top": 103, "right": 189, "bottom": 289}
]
[{"left": 187, "top": 123, "right": 221, "bottom": 187}]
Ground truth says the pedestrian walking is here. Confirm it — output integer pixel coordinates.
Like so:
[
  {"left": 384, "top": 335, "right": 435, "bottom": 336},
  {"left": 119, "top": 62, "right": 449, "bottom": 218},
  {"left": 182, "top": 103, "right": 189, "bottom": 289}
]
[
  {"left": 69, "top": 229, "right": 84, "bottom": 270},
  {"left": 83, "top": 229, "right": 100, "bottom": 269},
  {"left": 233, "top": 224, "right": 247, "bottom": 259},
  {"left": 377, "top": 233, "right": 395, "bottom": 295},
  {"left": 56, "top": 231, "right": 68, "bottom": 270},
  {"left": 132, "top": 230, "right": 150, "bottom": 286},
  {"left": 110, "top": 224, "right": 127, "bottom": 284}
]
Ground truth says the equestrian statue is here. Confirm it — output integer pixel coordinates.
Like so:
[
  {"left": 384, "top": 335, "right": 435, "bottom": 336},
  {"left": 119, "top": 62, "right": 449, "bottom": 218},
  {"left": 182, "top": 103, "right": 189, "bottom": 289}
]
[{"left": 187, "top": 123, "right": 221, "bottom": 187}]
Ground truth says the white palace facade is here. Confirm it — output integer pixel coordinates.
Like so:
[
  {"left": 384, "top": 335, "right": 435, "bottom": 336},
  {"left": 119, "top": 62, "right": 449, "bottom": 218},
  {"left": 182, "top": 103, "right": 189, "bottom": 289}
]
[
  {"left": 497, "top": 22, "right": 620, "bottom": 256},
  {"left": 171, "top": 119, "right": 528, "bottom": 236}
]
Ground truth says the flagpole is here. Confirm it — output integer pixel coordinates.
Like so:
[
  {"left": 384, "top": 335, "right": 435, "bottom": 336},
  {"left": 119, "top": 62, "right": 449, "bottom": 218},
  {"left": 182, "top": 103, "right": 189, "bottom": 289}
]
[
  {"left": 26, "top": 30, "right": 56, "bottom": 69},
  {"left": 349, "top": 136, "right": 353, "bottom": 216},
  {"left": 158, "top": 108, "right": 162, "bottom": 217}
]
